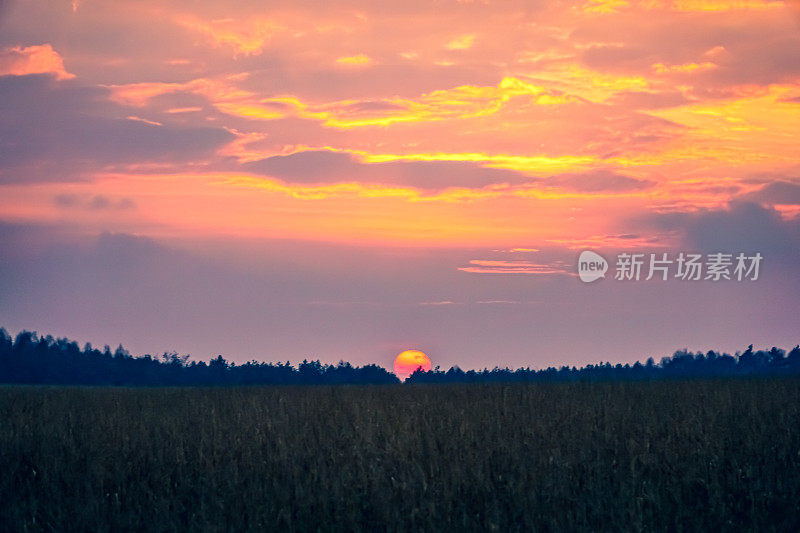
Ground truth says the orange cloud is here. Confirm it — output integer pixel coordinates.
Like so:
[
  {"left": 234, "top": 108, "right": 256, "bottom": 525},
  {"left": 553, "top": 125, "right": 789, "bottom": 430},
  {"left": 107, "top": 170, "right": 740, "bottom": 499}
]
[
  {"left": 458, "top": 259, "right": 570, "bottom": 274},
  {"left": 335, "top": 54, "right": 372, "bottom": 66},
  {"left": 530, "top": 64, "right": 650, "bottom": 102},
  {"left": 646, "top": 84, "right": 800, "bottom": 165},
  {"left": 666, "top": 0, "right": 786, "bottom": 11},
  {"left": 108, "top": 76, "right": 256, "bottom": 107},
  {"left": 652, "top": 62, "right": 716, "bottom": 74},
  {"left": 251, "top": 77, "right": 575, "bottom": 128},
  {"left": 582, "top": 0, "right": 630, "bottom": 13},
  {"left": 107, "top": 76, "right": 288, "bottom": 121},
  {"left": 176, "top": 15, "right": 280, "bottom": 56},
  {"left": 126, "top": 116, "right": 162, "bottom": 126},
  {"left": 359, "top": 150, "right": 595, "bottom": 174},
  {"left": 109, "top": 75, "right": 574, "bottom": 129},
  {"left": 166, "top": 107, "right": 203, "bottom": 113},
  {"left": 108, "top": 81, "right": 186, "bottom": 107},
  {"left": 0, "top": 44, "right": 74, "bottom": 80},
  {"left": 2, "top": 0, "right": 798, "bottom": 255},
  {"left": 445, "top": 34, "right": 475, "bottom": 50},
  {"left": 546, "top": 234, "right": 670, "bottom": 249}
]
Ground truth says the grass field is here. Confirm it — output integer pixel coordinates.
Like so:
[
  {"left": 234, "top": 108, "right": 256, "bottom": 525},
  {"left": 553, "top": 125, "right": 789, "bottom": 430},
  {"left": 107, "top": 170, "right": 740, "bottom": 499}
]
[{"left": 2, "top": 379, "right": 799, "bottom": 531}]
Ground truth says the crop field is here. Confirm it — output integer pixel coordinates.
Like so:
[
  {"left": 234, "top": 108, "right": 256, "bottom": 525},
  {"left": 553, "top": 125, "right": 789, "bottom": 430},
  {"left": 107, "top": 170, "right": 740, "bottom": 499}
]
[{"left": 2, "top": 379, "right": 799, "bottom": 531}]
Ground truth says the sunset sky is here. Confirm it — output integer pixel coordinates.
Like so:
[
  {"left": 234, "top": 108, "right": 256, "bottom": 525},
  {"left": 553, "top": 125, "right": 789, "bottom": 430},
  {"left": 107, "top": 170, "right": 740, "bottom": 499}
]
[{"left": 1, "top": 0, "right": 798, "bottom": 370}]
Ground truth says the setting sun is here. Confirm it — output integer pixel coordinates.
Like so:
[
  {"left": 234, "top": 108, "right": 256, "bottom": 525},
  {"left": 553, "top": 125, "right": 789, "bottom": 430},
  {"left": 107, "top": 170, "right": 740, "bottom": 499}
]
[{"left": 394, "top": 349, "right": 432, "bottom": 379}]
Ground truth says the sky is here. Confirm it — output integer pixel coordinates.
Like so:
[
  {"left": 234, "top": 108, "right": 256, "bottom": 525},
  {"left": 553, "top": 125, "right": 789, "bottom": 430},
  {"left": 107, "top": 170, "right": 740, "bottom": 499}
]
[{"left": 0, "top": 0, "right": 799, "bottom": 371}]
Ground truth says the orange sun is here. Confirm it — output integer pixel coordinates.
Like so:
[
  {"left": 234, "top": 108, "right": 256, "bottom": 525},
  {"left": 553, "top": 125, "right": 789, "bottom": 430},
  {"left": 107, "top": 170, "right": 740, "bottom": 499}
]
[{"left": 394, "top": 349, "right": 432, "bottom": 379}]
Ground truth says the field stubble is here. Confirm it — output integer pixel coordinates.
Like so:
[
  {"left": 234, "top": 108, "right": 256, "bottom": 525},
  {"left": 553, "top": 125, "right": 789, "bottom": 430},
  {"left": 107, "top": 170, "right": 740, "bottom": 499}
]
[{"left": 1, "top": 379, "right": 799, "bottom": 531}]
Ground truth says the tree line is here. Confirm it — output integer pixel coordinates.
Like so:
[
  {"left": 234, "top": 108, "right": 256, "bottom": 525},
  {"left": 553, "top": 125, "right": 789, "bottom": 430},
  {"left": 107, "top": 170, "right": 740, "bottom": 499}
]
[
  {"left": 0, "top": 329, "right": 398, "bottom": 386},
  {"left": 1, "top": 328, "right": 798, "bottom": 386},
  {"left": 405, "top": 345, "right": 800, "bottom": 384}
]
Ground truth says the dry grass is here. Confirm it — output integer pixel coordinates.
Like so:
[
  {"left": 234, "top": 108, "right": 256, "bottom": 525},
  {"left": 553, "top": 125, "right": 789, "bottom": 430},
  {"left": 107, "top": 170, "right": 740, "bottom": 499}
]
[{"left": 1, "top": 379, "right": 799, "bottom": 531}]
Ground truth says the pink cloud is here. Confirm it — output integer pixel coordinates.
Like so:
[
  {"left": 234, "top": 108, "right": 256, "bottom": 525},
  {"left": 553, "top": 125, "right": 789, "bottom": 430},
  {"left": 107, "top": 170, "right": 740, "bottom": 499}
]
[
  {"left": 458, "top": 259, "right": 571, "bottom": 274},
  {"left": 0, "top": 44, "right": 74, "bottom": 80}
]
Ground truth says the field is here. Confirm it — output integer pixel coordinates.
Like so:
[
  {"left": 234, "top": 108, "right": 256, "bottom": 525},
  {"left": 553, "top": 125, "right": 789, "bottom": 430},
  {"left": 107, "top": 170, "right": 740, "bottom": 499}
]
[{"left": 2, "top": 379, "right": 799, "bottom": 531}]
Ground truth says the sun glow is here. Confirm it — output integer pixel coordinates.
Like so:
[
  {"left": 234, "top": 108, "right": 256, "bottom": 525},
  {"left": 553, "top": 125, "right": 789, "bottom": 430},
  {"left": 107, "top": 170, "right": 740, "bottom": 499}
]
[{"left": 394, "top": 350, "right": 432, "bottom": 380}]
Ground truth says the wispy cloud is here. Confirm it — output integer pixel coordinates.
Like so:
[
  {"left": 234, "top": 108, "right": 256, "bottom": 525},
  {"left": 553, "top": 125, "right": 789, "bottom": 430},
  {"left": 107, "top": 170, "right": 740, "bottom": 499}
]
[{"left": 458, "top": 260, "right": 571, "bottom": 275}]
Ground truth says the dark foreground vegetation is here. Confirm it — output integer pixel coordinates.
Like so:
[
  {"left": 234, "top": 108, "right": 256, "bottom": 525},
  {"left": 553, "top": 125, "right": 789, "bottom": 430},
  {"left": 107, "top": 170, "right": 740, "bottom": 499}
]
[
  {"left": 2, "top": 328, "right": 800, "bottom": 385},
  {"left": 2, "top": 379, "right": 800, "bottom": 531}
]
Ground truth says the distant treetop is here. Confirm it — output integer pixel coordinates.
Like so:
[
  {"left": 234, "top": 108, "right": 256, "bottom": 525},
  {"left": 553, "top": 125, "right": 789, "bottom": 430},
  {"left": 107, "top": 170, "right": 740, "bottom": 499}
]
[{"left": 0, "top": 328, "right": 798, "bottom": 386}]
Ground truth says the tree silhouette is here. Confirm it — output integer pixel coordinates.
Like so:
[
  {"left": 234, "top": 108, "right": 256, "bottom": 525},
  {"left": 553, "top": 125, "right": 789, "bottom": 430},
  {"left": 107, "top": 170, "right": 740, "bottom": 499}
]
[{"left": 0, "top": 326, "right": 798, "bottom": 386}]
